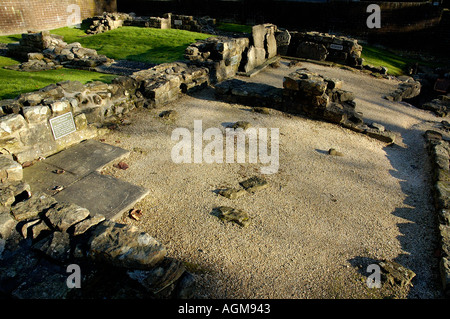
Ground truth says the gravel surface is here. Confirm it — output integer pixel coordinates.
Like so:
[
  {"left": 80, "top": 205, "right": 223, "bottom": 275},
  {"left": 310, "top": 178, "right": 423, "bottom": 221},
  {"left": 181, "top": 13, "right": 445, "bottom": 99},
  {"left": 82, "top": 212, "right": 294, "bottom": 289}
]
[{"left": 99, "top": 60, "right": 444, "bottom": 299}]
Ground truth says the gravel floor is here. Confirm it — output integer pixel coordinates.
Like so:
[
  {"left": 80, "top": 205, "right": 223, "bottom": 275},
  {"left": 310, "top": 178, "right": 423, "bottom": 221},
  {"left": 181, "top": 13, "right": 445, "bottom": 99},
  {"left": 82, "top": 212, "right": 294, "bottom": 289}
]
[{"left": 99, "top": 60, "right": 444, "bottom": 299}]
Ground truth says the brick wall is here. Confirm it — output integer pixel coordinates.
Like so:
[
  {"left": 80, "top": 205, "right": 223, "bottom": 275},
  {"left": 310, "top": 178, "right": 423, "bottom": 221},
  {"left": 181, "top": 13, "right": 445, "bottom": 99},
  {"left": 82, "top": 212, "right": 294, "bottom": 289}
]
[{"left": 0, "top": 0, "right": 117, "bottom": 35}]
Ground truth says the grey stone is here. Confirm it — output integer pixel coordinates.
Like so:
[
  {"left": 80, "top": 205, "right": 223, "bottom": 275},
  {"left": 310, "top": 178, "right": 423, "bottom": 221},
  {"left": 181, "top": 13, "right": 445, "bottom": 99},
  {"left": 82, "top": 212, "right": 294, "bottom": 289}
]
[
  {"left": 53, "top": 172, "right": 149, "bottom": 221},
  {"left": 45, "top": 202, "right": 90, "bottom": 232},
  {"left": 72, "top": 214, "right": 105, "bottom": 236},
  {"left": 175, "top": 271, "right": 196, "bottom": 299},
  {"left": 32, "top": 231, "right": 71, "bottom": 262},
  {"left": 127, "top": 257, "right": 186, "bottom": 294},
  {"left": 87, "top": 220, "right": 167, "bottom": 269},
  {"left": 11, "top": 192, "right": 57, "bottom": 221},
  {"left": 0, "top": 206, "right": 16, "bottom": 239}
]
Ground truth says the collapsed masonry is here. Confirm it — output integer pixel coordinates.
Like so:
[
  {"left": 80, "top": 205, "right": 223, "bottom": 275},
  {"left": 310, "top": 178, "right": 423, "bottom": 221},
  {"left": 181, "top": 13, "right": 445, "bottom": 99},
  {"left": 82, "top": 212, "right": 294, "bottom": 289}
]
[
  {"left": 85, "top": 12, "right": 217, "bottom": 35},
  {"left": 5, "top": 31, "right": 114, "bottom": 72},
  {"left": 215, "top": 69, "right": 396, "bottom": 144},
  {"left": 0, "top": 154, "right": 195, "bottom": 299}
]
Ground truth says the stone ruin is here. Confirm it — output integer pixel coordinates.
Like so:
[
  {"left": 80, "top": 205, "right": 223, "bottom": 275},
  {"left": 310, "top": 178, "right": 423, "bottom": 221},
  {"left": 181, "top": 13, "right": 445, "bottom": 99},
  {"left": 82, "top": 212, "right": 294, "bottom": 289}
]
[
  {"left": 0, "top": 62, "right": 208, "bottom": 164},
  {"left": 215, "top": 69, "right": 395, "bottom": 144},
  {"left": 85, "top": 12, "right": 133, "bottom": 35},
  {"left": 185, "top": 23, "right": 278, "bottom": 83},
  {"left": 85, "top": 12, "right": 217, "bottom": 35},
  {"left": 424, "top": 130, "right": 450, "bottom": 297},
  {"left": 276, "top": 30, "right": 363, "bottom": 68},
  {"left": 5, "top": 31, "right": 114, "bottom": 72},
  {"left": 0, "top": 152, "right": 194, "bottom": 299}
]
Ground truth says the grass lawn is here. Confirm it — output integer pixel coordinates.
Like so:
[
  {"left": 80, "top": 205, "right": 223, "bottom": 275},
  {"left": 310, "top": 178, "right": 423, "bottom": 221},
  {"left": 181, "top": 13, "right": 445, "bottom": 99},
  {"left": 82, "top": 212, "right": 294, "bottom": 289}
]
[
  {"left": 0, "top": 56, "right": 116, "bottom": 100},
  {"left": 51, "top": 26, "right": 212, "bottom": 65},
  {"left": 216, "top": 22, "right": 252, "bottom": 34},
  {"left": 0, "top": 26, "right": 212, "bottom": 99}
]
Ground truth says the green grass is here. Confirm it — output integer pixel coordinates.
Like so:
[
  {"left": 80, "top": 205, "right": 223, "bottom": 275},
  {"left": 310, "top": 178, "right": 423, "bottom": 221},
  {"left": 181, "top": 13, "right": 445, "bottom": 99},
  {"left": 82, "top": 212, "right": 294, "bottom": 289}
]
[
  {"left": 0, "top": 56, "right": 115, "bottom": 100},
  {"left": 216, "top": 22, "right": 252, "bottom": 34},
  {"left": 360, "top": 44, "right": 441, "bottom": 76},
  {"left": 0, "top": 26, "right": 213, "bottom": 99},
  {"left": 52, "top": 26, "right": 212, "bottom": 65}
]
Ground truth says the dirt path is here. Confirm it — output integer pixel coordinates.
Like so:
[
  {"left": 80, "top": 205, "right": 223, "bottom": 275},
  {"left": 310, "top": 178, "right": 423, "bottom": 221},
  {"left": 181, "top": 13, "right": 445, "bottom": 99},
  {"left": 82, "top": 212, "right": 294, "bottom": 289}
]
[{"left": 99, "top": 60, "right": 444, "bottom": 298}]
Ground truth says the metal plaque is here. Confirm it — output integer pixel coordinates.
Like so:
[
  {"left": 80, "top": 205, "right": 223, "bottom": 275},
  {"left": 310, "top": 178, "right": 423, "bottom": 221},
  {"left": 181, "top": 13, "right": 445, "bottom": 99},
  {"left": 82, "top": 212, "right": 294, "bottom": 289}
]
[{"left": 49, "top": 112, "right": 76, "bottom": 140}]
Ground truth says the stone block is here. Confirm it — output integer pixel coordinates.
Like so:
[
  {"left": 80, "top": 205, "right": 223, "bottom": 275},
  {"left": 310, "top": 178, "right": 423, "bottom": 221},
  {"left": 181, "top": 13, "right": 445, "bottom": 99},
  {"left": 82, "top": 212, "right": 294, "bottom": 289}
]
[
  {"left": 11, "top": 192, "right": 57, "bottom": 222},
  {"left": 22, "top": 105, "right": 51, "bottom": 124},
  {"left": 45, "top": 202, "right": 90, "bottom": 232},
  {"left": 0, "top": 154, "right": 23, "bottom": 183},
  {"left": 87, "top": 220, "right": 167, "bottom": 269}
]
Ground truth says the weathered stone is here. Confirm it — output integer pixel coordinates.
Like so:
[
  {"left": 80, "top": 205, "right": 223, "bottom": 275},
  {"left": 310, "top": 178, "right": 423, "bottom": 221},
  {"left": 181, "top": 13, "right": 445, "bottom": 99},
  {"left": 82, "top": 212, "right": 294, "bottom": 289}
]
[
  {"left": 296, "top": 42, "right": 328, "bottom": 61},
  {"left": 218, "top": 188, "right": 247, "bottom": 200},
  {"left": 231, "top": 121, "right": 252, "bottom": 130},
  {"left": 436, "top": 181, "right": 450, "bottom": 210},
  {"left": 379, "top": 260, "right": 416, "bottom": 287},
  {"left": 45, "top": 202, "right": 90, "bottom": 232},
  {"left": 0, "top": 155, "right": 23, "bottom": 184},
  {"left": 22, "top": 105, "right": 51, "bottom": 124},
  {"left": 0, "top": 181, "right": 31, "bottom": 208},
  {"left": 10, "top": 262, "right": 70, "bottom": 299},
  {"left": 440, "top": 257, "right": 450, "bottom": 295},
  {"left": 87, "top": 220, "right": 166, "bottom": 269},
  {"left": 364, "top": 128, "right": 396, "bottom": 144},
  {"left": 275, "top": 29, "right": 291, "bottom": 56},
  {"left": 50, "top": 100, "right": 71, "bottom": 115},
  {"left": 127, "top": 257, "right": 186, "bottom": 294},
  {"left": 32, "top": 231, "right": 71, "bottom": 262},
  {"left": 0, "top": 206, "right": 16, "bottom": 239},
  {"left": 159, "top": 110, "right": 178, "bottom": 121},
  {"left": 240, "top": 176, "right": 269, "bottom": 193},
  {"left": 328, "top": 148, "right": 344, "bottom": 157},
  {"left": 175, "top": 271, "right": 196, "bottom": 299},
  {"left": 11, "top": 192, "right": 57, "bottom": 222},
  {"left": 214, "top": 206, "right": 250, "bottom": 227},
  {"left": 72, "top": 214, "right": 105, "bottom": 236}
]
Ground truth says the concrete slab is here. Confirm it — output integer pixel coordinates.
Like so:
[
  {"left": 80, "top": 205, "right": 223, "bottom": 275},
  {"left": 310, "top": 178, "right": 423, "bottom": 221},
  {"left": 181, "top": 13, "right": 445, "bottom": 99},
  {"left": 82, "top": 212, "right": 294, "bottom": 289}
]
[{"left": 53, "top": 172, "right": 149, "bottom": 221}]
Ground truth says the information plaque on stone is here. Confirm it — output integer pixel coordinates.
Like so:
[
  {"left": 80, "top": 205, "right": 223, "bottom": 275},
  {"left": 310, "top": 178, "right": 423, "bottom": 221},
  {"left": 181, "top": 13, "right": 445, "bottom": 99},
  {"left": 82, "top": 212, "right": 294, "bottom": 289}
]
[
  {"left": 49, "top": 112, "right": 77, "bottom": 140},
  {"left": 174, "top": 20, "right": 183, "bottom": 26},
  {"left": 330, "top": 44, "right": 344, "bottom": 51}
]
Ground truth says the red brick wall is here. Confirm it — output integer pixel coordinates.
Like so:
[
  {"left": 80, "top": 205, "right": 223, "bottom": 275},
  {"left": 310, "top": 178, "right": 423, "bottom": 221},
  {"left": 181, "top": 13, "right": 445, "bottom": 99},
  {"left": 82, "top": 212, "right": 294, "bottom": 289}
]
[{"left": 0, "top": 0, "right": 117, "bottom": 35}]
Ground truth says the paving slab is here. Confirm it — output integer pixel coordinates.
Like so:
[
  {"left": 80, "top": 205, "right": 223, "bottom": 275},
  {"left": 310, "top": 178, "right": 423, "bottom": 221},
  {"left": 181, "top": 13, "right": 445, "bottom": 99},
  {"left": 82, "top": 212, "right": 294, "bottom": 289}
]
[
  {"left": 53, "top": 172, "right": 149, "bottom": 221},
  {"left": 43, "top": 139, "right": 130, "bottom": 177},
  {"left": 22, "top": 140, "right": 147, "bottom": 221}
]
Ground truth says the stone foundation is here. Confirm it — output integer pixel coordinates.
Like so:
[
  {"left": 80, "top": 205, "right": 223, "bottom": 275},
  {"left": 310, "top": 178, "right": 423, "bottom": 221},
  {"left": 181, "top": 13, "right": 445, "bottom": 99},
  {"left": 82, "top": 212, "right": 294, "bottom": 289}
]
[
  {"left": 0, "top": 158, "right": 194, "bottom": 299},
  {"left": 276, "top": 30, "right": 363, "bottom": 68},
  {"left": 215, "top": 68, "right": 395, "bottom": 144},
  {"left": 5, "top": 31, "right": 114, "bottom": 72},
  {"left": 0, "top": 62, "right": 209, "bottom": 164},
  {"left": 424, "top": 130, "right": 450, "bottom": 297}
]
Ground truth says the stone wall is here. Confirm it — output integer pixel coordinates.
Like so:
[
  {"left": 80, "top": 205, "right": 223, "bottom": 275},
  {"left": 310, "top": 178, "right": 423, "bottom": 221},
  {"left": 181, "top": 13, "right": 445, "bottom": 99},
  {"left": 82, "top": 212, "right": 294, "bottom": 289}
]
[
  {"left": 0, "top": 0, "right": 117, "bottom": 36},
  {"left": 184, "top": 23, "right": 278, "bottom": 83},
  {"left": 215, "top": 68, "right": 396, "bottom": 144},
  {"left": 424, "top": 130, "right": 450, "bottom": 297},
  {"left": 0, "top": 61, "right": 209, "bottom": 165},
  {"left": 277, "top": 30, "right": 363, "bottom": 68},
  {"left": 5, "top": 31, "right": 114, "bottom": 71},
  {"left": 185, "top": 36, "right": 250, "bottom": 83}
]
